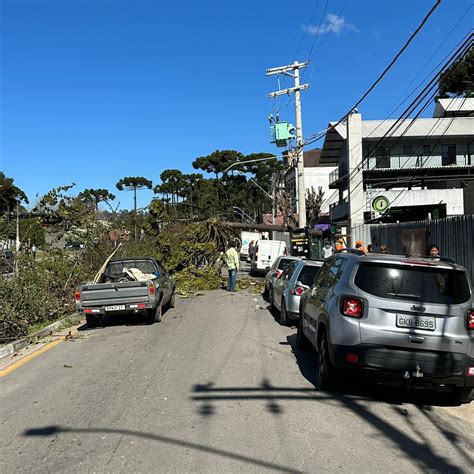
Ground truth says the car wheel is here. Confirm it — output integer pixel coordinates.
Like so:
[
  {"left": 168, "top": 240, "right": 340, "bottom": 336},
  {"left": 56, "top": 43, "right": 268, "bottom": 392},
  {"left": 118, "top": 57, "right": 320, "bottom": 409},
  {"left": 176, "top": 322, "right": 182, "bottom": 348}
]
[
  {"left": 280, "top": 298, "right": 288, "bottom": 326},
  {"left": 86, "top": 315, "right": 99, "bottom": 328},
  {"left": 450, "top": 387, "right": 473, "bottom": 405},
  {"left": 315, "top": 331, "right": 335, "bottom": 390},
  {"left": 296, "top": 314, "right": 311, "bottom": 351},
  {"left": 263, "top": 284, "right": 269, "bottom": 301},
  {"left": 268, "top": 287, "right": 274, "bottom": 310},
  {"left": 169, "top": 291, "right": 176, "bottom": 309},
  {"left": 148, "top": 304, "right": 162, "bottom": 324}
]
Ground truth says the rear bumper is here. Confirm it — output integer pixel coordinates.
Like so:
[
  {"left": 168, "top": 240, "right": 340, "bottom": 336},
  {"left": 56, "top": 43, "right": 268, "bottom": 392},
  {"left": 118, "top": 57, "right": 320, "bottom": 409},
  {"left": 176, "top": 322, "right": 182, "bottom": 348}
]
[
  {"left": 330, "top": 344, "right": 474, "bottom": 388},
  {"left": 78, "top": 301, "right": 154, "bottom": 316}
]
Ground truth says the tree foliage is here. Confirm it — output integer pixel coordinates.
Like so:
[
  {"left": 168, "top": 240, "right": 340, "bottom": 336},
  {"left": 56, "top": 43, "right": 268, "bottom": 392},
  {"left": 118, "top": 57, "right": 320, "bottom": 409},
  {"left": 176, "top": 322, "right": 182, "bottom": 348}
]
[
  {"left": 438, "top": 46, "right": 473, "bottom": 98},
  {"left": 0, "top": 172, "right": 29, "bottom": 214},
  {"left": 116, "top": 176, "right": 153, "bottom": 191},
  {"left": 78, "top": 188, "right": 116, "bottom": 212}
]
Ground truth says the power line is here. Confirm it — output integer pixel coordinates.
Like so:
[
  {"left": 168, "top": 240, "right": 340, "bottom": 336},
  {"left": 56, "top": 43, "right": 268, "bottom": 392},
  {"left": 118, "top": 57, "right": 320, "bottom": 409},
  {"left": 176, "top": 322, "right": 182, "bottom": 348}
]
[
  {"left": 304, "top": 0, "right": 443, "bottom": 147},
  {"left": 294, "top": 0, "right": 321, "bottom": 60},
  {"left": 319, "top": 33, "right": 473, "bottom": 212},
  {"left": 306, "top": 0, "right": 329, "bottom": 64}
]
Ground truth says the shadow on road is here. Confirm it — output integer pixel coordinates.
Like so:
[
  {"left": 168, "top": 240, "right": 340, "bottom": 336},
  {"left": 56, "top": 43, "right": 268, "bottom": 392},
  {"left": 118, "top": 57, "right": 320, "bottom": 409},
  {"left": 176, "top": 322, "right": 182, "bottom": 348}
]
[{"left": 22, "top": 425, "right": 299, "bottom": 474}]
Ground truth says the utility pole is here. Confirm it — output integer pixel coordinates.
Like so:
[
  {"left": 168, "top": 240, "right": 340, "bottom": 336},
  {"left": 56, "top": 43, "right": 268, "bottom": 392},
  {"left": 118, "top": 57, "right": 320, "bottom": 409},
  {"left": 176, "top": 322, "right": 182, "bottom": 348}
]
[
  {"left": 15, "top": 199, "right": 20, "bottom": 252},
  {"left": 266, "top": 61, "right": 310, "bottom": 228}
]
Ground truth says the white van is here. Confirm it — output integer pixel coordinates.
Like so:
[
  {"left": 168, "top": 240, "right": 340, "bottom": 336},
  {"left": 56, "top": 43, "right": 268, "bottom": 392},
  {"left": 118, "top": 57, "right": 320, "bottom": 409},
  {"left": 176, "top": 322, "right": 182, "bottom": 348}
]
[{"left": 251, "top": 240, "right": 287, "bottom": 275}]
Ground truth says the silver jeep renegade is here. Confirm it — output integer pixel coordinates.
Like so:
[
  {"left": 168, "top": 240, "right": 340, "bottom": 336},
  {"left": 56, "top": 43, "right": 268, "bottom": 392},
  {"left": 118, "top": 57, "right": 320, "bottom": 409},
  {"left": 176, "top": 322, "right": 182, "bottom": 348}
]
[{"left": 298, "top": 251, "right": 474, "bottom": 404}]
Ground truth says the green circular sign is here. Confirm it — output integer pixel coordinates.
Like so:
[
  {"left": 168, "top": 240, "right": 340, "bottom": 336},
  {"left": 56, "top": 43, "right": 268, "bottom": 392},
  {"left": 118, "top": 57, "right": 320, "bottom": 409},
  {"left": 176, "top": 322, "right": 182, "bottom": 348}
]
[{"left": 372, "top": 196, "right": 390, "bottom": 213}]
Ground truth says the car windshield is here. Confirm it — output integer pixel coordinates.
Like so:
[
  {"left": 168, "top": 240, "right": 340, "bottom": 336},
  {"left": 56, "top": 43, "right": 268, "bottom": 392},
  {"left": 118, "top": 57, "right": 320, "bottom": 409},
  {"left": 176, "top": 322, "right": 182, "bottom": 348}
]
[
  {"left": 354, "top": 263, "right": 471, "bottom": 304},
  {"left": 297, "top": 265, "right": 321, "bottom": 287},
  {"left": 107, "top": 260, "right": 158, "bottom": 276},
  {"left": 278, "top": 258, "right": 295, "bottom": 271}
]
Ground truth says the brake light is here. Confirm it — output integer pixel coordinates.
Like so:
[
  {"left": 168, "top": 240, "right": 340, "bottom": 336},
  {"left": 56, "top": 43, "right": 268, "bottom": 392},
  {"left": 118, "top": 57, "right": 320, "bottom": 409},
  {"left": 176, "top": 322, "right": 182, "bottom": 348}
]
[
  {"left": 149, "top": 284, "right": 155, "bottom": 296},
  {"left": 292, "top": 286, "right": 306, "bottom": 296},
  {"left": 275, "top": 269, "right": 283, "bottom": 278},
  {"left": 468, "top": 310, "right": 474, "bottom": 330},
  {"left": 342, "top": 297, "right": 363, "bottom": 318},
  {"left": 75, "top": 289, "right": 81, "bottom": 303}
]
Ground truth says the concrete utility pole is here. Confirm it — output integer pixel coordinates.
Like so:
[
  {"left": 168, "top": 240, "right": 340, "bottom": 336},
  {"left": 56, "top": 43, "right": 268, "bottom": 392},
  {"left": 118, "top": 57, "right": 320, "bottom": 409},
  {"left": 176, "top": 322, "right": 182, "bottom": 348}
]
[
  {"left": 346, "top": 111, "right": 365, "bottom": 247},
  {"left": 266, "top": 61, "right": 310, "bottom": 228},
  {"left": 15, "top": 199, "right": 20, "bottom": 251}
]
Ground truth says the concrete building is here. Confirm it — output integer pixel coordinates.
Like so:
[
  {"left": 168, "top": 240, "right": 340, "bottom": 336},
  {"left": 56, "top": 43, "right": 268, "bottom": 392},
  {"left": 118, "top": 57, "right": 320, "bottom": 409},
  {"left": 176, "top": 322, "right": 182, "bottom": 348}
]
[
  {"left": 321, "top": 98, "right": 474, "bottom": 233},
  {"left": 284, "top": 148, "right": 338, "bottom": 217}
]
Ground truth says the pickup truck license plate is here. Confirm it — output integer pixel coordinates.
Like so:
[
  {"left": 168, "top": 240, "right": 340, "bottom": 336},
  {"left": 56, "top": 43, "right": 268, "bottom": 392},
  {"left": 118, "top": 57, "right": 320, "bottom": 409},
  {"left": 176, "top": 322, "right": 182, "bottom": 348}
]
[
  {"left": 396, "top": 314, "right": 435, "bottom": 331},
  {"left": 105, "top": 304, "right": 126, "bottom": 312}
]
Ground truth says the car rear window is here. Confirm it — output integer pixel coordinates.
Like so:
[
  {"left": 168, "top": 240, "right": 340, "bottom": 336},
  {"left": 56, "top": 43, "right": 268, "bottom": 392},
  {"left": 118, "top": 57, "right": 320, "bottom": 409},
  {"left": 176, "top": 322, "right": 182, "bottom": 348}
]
[
  {"left": 278, "top": 258, "right": 295, "bottom": 271},
  {"left": 298, "top": 265, "right": 321, "bottom": 287},
  {"left": 107, "top": 260, "right": 157, "bottom": 276},
  {"left": 354, "top": 263, "right": 471, "bottom": 304}
]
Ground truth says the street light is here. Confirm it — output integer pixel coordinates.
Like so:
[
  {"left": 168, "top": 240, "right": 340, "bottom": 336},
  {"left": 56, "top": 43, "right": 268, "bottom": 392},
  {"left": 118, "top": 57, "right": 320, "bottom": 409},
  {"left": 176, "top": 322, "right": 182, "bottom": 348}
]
[{"left": 224, "top": 155, "right": 280, "bottom": 173}]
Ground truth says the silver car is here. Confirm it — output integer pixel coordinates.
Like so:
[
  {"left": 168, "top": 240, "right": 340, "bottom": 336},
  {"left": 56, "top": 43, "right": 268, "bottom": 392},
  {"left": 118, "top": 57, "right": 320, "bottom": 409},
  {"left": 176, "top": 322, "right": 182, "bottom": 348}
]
[
  {"left": 263, "top": 256, "right": 301, "bottom": 299},
  {"left": 298, "top": 251, "right": 474, "bottom": 404},
  {"left": 270, "top": 260, "right": 323, "bottom": 326}
]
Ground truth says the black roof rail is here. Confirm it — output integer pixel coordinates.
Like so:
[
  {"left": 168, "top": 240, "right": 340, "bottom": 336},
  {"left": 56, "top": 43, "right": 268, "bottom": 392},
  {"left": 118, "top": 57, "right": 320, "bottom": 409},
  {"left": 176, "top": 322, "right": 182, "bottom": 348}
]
[
  {"left": 436, "top": 257, "right": 456, "bottom": 264},
  {"left": 336, "top": 248, "right": 365, "bottom": 256}
]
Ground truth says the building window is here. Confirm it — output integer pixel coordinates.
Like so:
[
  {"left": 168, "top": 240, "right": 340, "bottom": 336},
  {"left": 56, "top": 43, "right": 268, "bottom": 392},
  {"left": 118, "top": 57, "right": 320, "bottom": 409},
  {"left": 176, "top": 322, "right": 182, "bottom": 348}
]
[
  {"left": 423, "top": 144, "right": 430, "bottom": 155},
  {"left": 442, "top": 144, "right": 456, "bottom": 166},
  {"left": 375, "top": 147, "right": 390, "bottom": 168},
  {"left": 403, "top": 145, "right": 413, "bottom": 155}
]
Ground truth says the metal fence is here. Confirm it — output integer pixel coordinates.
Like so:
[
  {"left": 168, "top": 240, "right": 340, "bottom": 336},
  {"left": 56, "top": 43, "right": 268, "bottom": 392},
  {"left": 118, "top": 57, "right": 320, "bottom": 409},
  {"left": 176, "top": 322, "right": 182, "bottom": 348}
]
[{"left": 366, "top": 215, "right": 474, "bottom": 282}]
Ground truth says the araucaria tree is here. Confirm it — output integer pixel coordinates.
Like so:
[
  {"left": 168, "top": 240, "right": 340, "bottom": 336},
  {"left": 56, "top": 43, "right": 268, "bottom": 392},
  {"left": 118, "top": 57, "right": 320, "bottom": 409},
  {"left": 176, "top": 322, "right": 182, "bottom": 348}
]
[
  {"left": 116, "top": 177, "right": 152, "bottom": 241},
  {"left": 78, "top": 188, "right": 116, "bottom": 213}
]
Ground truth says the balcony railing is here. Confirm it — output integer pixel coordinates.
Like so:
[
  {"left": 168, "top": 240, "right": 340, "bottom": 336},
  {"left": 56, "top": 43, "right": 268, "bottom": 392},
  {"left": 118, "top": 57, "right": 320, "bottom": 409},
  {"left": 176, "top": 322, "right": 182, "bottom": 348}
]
[
  {"left": 366, "top": 153, "right": 472, "bottom": 171},
  {"left": 329, "top": 197, "right": 349, "bottom": 221}
]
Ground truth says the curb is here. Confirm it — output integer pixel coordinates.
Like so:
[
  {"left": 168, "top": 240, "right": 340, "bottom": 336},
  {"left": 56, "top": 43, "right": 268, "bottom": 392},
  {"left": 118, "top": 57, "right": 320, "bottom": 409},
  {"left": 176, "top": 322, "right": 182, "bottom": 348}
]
[{"left": 0, "top": 314, "right": 83, "bottom": 360}]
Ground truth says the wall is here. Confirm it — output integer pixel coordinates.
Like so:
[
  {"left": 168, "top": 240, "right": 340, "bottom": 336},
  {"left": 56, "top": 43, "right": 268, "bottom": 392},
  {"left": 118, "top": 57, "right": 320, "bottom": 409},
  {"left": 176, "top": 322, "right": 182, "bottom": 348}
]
[{"left": 368, "top": 215, "right": 474, "bottom": 282}]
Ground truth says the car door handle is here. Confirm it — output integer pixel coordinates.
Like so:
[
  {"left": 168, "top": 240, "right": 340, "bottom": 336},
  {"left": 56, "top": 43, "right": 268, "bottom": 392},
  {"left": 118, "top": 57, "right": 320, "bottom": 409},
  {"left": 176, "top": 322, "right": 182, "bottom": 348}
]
[{"left": 409, "top": 336, "right": 424, "bottom": 344}]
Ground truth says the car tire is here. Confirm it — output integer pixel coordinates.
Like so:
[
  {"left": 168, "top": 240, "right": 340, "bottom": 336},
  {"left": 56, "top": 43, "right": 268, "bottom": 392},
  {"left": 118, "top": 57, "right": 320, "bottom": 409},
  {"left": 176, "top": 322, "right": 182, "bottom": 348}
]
[
  {"left": 86, "top": 315, "right": 99, "bottom": 328},
  {"left": 315, "top": 331, "right": 336, "bottom": 390},
  {"left": 268, "top": 287, "right": 274, "bottom": 310},
  {"left": 450, "top": 387, "right": 473, "bottom": 405},
  {"left": 148, "top": 304, "right": 162, "bottom": 324},
  {"left": 263, "top": 284, "right": 269, "bottom": 301},
  {"left": 296, "top": 314, "right": 311, "bottom": 351},
  {"left": 169, "top": 292, "right": 176, "bottom": 309},
  {"left": 280, "top": 298, "right": 289, "bottom": 326}
]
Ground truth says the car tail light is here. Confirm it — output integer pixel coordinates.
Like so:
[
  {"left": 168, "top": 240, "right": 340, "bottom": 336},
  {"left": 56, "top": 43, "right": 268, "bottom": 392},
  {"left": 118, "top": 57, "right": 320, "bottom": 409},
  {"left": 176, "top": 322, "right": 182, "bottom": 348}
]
[
  {"left": 75, "top": 289, "right": 81, "bottom": 303},
  {"left": 341, "top": 297, "right": 363, "bottom": 318},
  {"left": 149, "top": 284, "right": 155, "bottom": 296},
  {"left": 467, "top": 367, "right": 474, "bottom": 376},
  {"left": 293, "top": 286, "right": 306, "bottom": 296},
  {"left": 346, "top": 353, "right": 358, "bottom": 363},
  {"left": 275, "top": 270, "right": 283, "bottom": 278},
  {"left": 138, "top": 303, "right": 146, "bottom": 309},
  {"left": 468, "top": 310, "right": 474, "bottom": 330}
]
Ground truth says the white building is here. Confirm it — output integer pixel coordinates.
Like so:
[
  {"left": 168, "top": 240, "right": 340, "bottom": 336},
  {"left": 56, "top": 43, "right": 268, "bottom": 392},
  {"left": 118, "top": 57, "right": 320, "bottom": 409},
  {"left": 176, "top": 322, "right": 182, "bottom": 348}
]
[{"left": 321, "top": 98, "right": 474, "bottom": 226}]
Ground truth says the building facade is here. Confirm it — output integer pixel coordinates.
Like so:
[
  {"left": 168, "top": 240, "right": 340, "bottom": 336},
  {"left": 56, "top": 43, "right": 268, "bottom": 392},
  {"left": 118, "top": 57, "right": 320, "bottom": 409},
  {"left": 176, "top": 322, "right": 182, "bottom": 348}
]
[{"left": 321, "top": 98, "right": 474, "bottom": 230}]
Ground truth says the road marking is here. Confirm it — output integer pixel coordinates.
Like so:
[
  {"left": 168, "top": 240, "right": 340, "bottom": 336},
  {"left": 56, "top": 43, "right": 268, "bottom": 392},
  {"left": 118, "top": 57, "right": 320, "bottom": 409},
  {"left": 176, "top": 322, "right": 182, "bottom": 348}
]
[{"left": 0, "top": 338, "right": 63, "bottom": 378}]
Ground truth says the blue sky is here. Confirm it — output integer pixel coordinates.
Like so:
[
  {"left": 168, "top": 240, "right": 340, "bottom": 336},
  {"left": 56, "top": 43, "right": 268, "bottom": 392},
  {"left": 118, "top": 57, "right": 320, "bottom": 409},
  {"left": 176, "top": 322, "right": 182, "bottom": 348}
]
[{"left": 1, "top": 0, "right": 472, "bottom": 210}]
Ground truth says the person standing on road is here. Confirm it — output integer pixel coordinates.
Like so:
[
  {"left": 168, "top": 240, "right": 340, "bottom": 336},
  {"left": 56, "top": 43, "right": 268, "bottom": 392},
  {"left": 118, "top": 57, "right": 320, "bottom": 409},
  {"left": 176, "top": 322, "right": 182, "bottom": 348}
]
[
  {"left": 224, "top": 244, "right": 240, "bottom": 291},
  {"left": 355, "top": 240, "right": 367, "bottom": 254},
  {"left": 321, "top": 241, "right": 335, "bottom": 259},
  {"left": 32, "top": 244, "right": 37, "bottom": 260}
]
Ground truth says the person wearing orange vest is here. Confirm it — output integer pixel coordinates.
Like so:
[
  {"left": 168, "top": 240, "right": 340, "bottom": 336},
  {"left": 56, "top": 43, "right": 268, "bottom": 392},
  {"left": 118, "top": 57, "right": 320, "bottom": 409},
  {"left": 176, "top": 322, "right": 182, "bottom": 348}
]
[
  {"left": 335, "top": 238, "right": 345, "bottom": 252},
  {"left": 355, "top": 240, "right": 367, "bottom": 254}
]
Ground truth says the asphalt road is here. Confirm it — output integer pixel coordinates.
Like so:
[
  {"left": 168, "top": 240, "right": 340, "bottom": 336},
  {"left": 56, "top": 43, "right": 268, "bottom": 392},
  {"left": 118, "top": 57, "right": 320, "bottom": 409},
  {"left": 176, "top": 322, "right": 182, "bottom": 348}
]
[{"left": 1, "top": 287, "right": 473, "bottom": 473}]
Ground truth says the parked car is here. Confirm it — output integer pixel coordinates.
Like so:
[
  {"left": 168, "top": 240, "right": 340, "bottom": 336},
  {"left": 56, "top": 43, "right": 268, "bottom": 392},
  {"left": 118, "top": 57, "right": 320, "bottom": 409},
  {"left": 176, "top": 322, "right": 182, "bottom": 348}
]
[
  {"left": 75, "top": 257, "right": 175, "bottom": 327},
  {"left": 271, "top": 259, "right": 323, "bottom": 325},
  {"left": 264, "top": 256, "right": 302, "bottom": 299},
  {"left": 297, "top": 251, "right": 474, "bottom": 404},
  {"left": 250, "top": 239, "right": 286, "bottom": 276}
]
